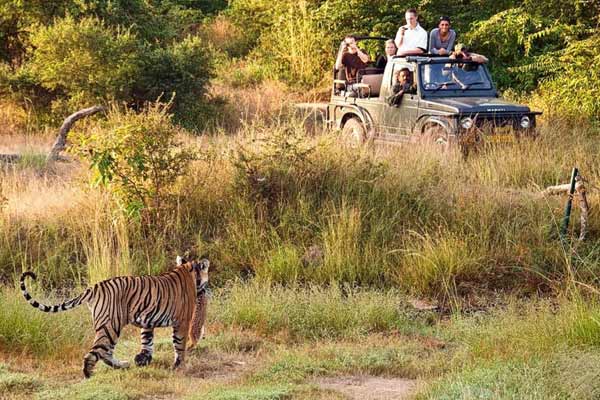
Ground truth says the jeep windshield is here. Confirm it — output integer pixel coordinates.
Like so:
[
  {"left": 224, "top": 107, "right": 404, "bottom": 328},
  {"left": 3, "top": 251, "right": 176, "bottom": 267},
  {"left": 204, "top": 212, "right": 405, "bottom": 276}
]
[{"left": 420, "top": 61, "right": 493, "bottom": 93}]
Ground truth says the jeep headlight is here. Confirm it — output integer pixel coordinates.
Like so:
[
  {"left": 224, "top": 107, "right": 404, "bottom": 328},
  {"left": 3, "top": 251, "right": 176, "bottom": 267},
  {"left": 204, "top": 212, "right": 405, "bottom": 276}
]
[
  {"left": 460, "top": 117, "right": 473, "bottom": 129},
  {"left": 520, "top": 116, "right": 531, "bottom": 129}
]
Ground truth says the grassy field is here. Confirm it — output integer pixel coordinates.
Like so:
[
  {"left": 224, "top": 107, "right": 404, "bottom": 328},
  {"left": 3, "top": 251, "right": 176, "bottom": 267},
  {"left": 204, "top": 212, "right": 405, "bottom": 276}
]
[
  {"left": 1, "top": 284, "right": 599, "bottom": 399},
  {"left": 1, "top": 95, "right": 600, "bottom": 398}
]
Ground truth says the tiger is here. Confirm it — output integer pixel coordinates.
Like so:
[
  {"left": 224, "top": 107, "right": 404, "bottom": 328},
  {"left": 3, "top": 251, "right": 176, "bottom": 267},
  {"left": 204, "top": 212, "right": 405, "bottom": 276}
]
[{"left": 20, "top": 256, "right": 209, "bottom": 378}]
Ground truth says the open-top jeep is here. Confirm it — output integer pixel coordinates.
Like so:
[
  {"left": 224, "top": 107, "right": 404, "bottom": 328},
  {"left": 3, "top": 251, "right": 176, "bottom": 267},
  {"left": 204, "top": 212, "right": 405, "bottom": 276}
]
[{"left": 322, "top": 37, "right": 541, "bottom": 151}]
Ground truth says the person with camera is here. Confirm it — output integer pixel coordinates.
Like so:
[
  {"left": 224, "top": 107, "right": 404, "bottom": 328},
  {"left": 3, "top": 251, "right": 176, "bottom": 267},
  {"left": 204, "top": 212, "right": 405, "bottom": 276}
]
[
  {"left": 429, "top": 16, "right": 456, "bottom": 55},
  {"left": 395, "top": 8, "right": 428, "bottom": 56},
  {"left": 335, "top": 35, "right": 370, "bottom": 94}
]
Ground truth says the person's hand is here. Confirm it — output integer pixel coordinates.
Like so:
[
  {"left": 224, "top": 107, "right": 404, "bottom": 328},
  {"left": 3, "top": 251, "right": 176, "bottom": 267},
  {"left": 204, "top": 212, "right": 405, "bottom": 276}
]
[
  {"left": 438, "top": 48, "right": 448, "bottom": 55},
  {"left": 399, "top": 26, "right": 407, "bottom": 37}
]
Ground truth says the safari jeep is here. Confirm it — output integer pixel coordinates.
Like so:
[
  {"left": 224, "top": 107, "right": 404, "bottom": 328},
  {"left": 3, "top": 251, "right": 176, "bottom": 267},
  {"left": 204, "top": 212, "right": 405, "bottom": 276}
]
[{"left": 324, "top": 37, "right": 541, "bottom": 151}]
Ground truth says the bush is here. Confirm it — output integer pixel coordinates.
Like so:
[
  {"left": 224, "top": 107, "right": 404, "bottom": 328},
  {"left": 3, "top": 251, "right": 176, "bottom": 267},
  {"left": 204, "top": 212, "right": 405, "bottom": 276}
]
[
  {"left": 6, "top": 12, "right": 216, "bottom": 130},
  {"left": 134, "top": 36, "right": 215, "bottom": 130},
  {"left": 73, "top": 102, "right": 195, "bottom": 222},
  {"left": 28, "top": 16, "right": 140, "bottom": 111},
  {"left": 532, "top": 35, "right": 600, "bottom": 122}
]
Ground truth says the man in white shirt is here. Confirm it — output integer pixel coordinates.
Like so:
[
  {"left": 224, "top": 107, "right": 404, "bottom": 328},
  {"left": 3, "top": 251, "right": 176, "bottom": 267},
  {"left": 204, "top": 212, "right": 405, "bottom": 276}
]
[{"left": 395, "top": 8, "right": 428, "bottom": 56}]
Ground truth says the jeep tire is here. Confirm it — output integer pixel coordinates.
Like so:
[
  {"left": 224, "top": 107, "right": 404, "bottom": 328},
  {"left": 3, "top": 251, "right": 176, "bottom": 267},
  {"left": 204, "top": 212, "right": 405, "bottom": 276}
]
[
  {"left": 421, "top": 125, "right": 454, "bottom": 152},
  {"left": 342, "top": 118, "right": 367, "bottom": 147}
]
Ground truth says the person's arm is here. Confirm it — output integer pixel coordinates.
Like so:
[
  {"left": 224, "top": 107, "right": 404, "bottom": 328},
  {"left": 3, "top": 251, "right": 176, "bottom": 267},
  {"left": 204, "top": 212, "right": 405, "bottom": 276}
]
[
  {"left": 470, "top": 52, "right": 488, "bottom": 64},
  {"left": 398, "top": 48, "right": 424, "bottom": 56},
  {"left": 335, "top": 44, "right": 345, "bottom": 71},
  {"left": 428, "top": 29, "right": 437, "bottom": 54},
  {"left": 394, "top": 27, "right": 405, "bottom": 50},
  {"left": 451, "top": 70, "right": 468, "bottom": 89},
  {"left": 356, "top": 47, "right": 370, "bottom": 63},
  {"left": 446, "top": 30, "right": 456, "bottom": 55}
]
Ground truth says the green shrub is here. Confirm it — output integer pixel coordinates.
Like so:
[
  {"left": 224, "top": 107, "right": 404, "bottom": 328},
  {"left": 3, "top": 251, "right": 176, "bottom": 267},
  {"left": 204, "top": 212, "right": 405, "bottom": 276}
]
[
  {"left": 73, "top": 102, "right": 195, "bottom": 222},
  {"left": 134, "top": 35, "right": 216, "bottom": 130},
  {"left": 28, "top": 16, "right": 140, "bottom": 111},
  {"left": 532, "top": 35, "right": 600, "bottom": 122}
]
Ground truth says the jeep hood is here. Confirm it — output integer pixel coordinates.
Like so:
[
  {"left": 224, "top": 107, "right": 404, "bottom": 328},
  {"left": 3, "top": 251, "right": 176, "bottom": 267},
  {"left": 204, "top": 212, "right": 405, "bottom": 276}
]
[{"left": 425, "top": 97, "right": 531, "bottom": 114}]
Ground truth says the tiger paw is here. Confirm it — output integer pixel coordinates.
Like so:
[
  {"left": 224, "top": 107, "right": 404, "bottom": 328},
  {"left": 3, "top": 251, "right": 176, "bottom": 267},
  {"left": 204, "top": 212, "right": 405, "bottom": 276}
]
[{"left": 134, "top": 352, "right": 152, "bottom": 367}]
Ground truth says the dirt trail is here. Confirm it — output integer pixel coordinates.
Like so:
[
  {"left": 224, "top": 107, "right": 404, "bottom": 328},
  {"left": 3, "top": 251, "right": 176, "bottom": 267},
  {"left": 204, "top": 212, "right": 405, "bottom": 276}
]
[{"left": 316, "top": 376, "right": 418, "bottom": 400}]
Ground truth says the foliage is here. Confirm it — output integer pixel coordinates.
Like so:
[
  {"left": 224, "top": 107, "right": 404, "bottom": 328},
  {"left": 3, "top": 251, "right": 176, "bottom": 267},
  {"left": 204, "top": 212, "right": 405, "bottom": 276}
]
[
  {"left": 27, "top": 16, "right": 139, "bottom": 111},
  {"left": 224, "top": 0, "right": 600, "bottom": 121},
  {"left": 73, "top": 102, "right": 195, "bottom": 221},
  {"left": 531, "top": 34, "right": 600, "bottom": 121},
  {"left": 0, "top": 1, "right": 217, "bottom": 130},
  {"left": 0, "top": 0, "right": 74, "bottom": 66},
  {"left": 133, "top": 35, "right": 216, "bottom": 130},
  {"left": 251, "top": 3, "right": 330, "bottom": 87}
]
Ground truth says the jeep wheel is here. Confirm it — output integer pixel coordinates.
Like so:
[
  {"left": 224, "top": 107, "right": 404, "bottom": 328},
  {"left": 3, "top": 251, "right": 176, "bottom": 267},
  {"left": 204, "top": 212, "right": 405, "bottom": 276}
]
[
  {"left": 342, "top": 118, "right": 366, "bottom": 147},
  {"left": 421, "top": 125, "right": 454, "bottom": 152}
]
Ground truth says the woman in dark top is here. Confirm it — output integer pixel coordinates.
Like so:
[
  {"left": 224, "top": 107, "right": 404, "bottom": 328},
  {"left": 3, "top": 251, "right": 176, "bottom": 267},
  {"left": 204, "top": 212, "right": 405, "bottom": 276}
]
[
  {"left": 375, "top": 39, "right": 398, "bottom": 69},
  {"left": 428, "top": 16, "right": 456, "bottom": 55}
]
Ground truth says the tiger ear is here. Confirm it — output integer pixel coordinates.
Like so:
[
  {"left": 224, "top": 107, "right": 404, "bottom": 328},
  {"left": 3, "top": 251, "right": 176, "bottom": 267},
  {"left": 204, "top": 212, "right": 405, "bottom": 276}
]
[
  {"left": 176, "top": 255, "right": 186, "bottom": 266},
  {"left": 199, "top": 259, "right": 210, "bottom": 271},
  {"left": 192, "top": 259, "right": 210, "bottom": 272}
]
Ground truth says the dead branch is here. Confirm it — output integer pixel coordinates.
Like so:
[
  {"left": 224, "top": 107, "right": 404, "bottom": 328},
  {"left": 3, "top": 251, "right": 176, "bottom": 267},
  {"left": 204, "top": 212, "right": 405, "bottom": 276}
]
[
  {"left": 46, "top": 105, "right": 105, "bottom": 162},
  {"left": 543, "top": 176, "right": 590, "bottom": 241},
  {"left": 577, "top": 177, "right": 590, "bottom": 241}
]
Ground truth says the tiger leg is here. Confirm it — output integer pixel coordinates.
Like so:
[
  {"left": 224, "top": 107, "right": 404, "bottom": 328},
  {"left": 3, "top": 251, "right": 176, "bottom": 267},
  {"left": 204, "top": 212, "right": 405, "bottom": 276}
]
[
  {"left": 172, "top": 324, "right": 189, "bottom": 369},
  {"left": 134, "top": 328, "right": 154, "bottom": 367},
  {"left": 83, "top": 324, "right": 128, "bottom": 378}
]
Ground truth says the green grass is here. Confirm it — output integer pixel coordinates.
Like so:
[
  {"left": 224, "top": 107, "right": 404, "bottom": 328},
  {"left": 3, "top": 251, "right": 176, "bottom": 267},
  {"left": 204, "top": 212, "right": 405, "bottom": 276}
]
[
  {"left": 0, "top": 287, "right": 91, "bottom": 356},
  {"left": 201, "top": 384, "right": 294, "bottom": 400},
  {"left": 1, "top": 282, "right": 600, "bottom": 399},
  {"left": 0, "top": 363, "right": 44, "bottom": 397},
  {"left": 417, "top": 352, "right": 600, "bottom": 400},
  {"left": 209, "top": 282, "right": 435, "bottom": 340}
]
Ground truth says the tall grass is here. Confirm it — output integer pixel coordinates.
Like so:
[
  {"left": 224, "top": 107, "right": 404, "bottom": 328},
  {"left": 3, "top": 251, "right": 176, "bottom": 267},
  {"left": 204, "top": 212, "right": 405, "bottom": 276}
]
[
  {"left": 2, "top": 105, "right": 600, "bottom": 301},
  {"left": 210, "top": 282, "right": 428, "bottom": 340},
  {"left": 0, "top": 288, "right": 91, "bottom": 356}
]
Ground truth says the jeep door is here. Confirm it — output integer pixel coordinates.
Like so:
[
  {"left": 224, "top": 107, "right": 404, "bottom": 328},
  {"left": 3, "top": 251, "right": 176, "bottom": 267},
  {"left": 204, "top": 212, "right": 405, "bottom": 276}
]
[{"left": 379, "top": 63, "right": 419, "bottom": 138}]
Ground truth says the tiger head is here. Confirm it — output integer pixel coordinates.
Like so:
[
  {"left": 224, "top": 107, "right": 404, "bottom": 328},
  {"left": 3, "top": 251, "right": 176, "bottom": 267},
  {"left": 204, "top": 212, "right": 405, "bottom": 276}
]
[{"left": 176, "top": 256, "right": 209, "bottom": 295}]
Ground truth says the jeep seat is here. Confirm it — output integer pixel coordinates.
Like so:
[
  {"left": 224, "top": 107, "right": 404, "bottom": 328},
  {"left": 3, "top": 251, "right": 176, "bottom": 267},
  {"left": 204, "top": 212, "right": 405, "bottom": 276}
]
[{"left": 359, "top": 73, "right": 383, "bottom": 97}]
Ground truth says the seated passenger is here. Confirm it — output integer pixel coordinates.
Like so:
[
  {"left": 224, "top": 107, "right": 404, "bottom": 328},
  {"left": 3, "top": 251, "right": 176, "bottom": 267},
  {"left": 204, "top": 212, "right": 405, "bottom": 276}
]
[
  {"left": 334, "top": 35, "right": 370, "bottom": 93},
  {"left": 395, "top": 8, "right": 428, "bottom": 56},
  {"left": 445, "top": 45, "right": 489, "bottom": 89},
  {"left": 429, "top": 16, "right": 456, "bottom": 55},
  {"left": 387, "top": 68, "right": 416, "bottom": 106},
  {"left": 450, "top": 44, "right": 488, "bottom": 64},
  {"left": 375, "top": 40, "right": 398, "bottom": 69}
]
